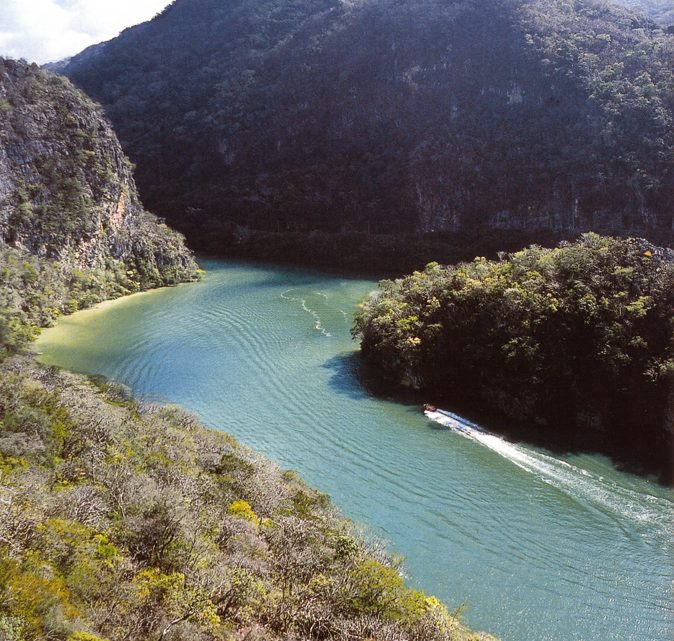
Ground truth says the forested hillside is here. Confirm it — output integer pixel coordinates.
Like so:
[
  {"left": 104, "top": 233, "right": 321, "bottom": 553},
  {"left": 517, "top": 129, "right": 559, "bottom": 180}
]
[
  {"left": 60, "top": 0, "right": 673, "bottom": 266},
  {"left": 0, "top": 57, "right": 199, "bottom": 352},
  {"left": 354, "top": 234, "right": 674, "bottom": 478}
]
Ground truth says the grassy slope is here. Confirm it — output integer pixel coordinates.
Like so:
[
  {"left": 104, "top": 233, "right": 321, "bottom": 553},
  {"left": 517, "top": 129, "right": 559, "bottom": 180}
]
[{"left": 0, "top": 355, "right": 495, "bottom": 641}]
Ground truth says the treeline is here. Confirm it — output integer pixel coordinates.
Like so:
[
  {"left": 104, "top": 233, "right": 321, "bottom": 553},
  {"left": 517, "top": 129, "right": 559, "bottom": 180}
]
[
  {"left": 354, "top": 234, "right": 674, "bottom": 478},
  {"left": 0, "top": 356, "right": 494, "bottom": 641}
]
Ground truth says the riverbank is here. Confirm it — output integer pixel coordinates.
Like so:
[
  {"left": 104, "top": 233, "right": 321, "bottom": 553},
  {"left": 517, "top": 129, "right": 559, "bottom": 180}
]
[
  {"left": 176, "top": 220, "right": 674, "bottom": 275},
  {"left": 34, "top": 258, "right": 674, "bottom": 641},
  {"left": 0, "top": 353, "right": 493, "bottom": 641},
  {"left": 181, "top": 225, "right": 569, "bottom": 274},
  {"left": 32, "top": 280, "right": 196, "bottom": 366}
]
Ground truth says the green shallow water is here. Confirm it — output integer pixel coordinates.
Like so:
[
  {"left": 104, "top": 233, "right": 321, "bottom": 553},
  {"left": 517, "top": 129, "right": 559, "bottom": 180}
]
[{"left": 36, "top": 259, "right": 674, "bottom": 641}]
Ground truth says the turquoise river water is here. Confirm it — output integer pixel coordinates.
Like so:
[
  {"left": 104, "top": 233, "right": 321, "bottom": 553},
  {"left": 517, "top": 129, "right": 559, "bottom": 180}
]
[{"left": 35, "top": 259, "right": 673, "bottom": 641}]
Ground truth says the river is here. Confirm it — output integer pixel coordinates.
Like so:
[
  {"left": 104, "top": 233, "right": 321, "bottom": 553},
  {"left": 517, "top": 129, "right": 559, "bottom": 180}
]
[{"left": 35, "top": 259, "right": 674, "bottom": 641}]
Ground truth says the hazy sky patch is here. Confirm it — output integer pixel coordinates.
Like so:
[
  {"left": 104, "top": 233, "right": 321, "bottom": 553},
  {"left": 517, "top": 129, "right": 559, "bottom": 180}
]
[{"left": 0, "top": 0, "right": 173, "bottom": 64}]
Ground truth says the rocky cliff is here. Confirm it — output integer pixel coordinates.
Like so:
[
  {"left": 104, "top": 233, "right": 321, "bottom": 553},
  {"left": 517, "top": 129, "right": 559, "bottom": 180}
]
[
  {"left": 0, "top": 57, "right": 197, "bottom": 287},
  {"left": 59, "top": 0, "right": 673, "bottom": 263}
]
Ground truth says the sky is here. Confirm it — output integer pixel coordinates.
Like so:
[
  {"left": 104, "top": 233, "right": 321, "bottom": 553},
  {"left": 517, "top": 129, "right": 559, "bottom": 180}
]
[{"left": 0, "top": 0, "right": 174, "bottom": 65}]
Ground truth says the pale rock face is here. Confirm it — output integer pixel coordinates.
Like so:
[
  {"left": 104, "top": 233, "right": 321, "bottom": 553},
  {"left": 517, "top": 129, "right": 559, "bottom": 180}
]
[{"left": 0, "top": 57, "right": 197, "bottom": 282}]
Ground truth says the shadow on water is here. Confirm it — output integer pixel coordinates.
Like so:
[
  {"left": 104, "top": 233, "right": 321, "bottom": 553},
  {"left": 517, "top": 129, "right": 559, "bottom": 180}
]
[
  {"left": 334, "top": 353, "right": 673, "bottom": 485},
  {"left": 322, "top": 351, "right": 424, "bottom": 408},
  {"left": 321, "top": 352, "right": 370, "bottom": 401},
  {"left": 211, "top": 273, "right": 333, "bottom": 291},
  {"left": 199, "top": 255, "right": 386, "bottom": 282}
]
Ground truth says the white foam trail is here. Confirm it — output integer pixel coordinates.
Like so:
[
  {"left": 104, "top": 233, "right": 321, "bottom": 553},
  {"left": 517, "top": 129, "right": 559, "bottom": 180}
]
[
  {"left": 426, "top": 409, "right": 674, "bottom": 534},
  {"left": 281, "top": 289, "right": 332, "bottom": 337}
]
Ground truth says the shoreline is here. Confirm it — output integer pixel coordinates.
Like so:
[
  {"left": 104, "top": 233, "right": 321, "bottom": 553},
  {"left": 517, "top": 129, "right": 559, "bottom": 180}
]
[
  {"left": 28, "top": 257, "right": 674, "bottom": 641},
  {"left": 32, "top": 277, "right": 202, "bottom": 361}
]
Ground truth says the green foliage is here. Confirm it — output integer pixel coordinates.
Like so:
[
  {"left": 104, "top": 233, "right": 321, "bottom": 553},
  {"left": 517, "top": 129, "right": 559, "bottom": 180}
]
[
  {"left": 0, "top": 358, "right": 493, "bottom": 641},
  {"left": 0, "top": 246, "right": 130, "bottom": 356},
  {"left": 0, "top": 615, "right": 25, "bottom": 641},
  {"left": 354, "top": 234, "right": 674, "bottom": 473},
  {"left": 348, "top": 559, "right": 425, "bottom": 619},
  {"left": 0, "top": 553, "right": 80, "bottom": 640}
]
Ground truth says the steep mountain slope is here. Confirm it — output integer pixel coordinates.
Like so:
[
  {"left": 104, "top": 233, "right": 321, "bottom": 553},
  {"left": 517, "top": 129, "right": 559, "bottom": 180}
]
[
  {"left": 61, "top": 0, "right": 674, "bottom": 263},
  {"left": 0, "top": 57, "right": 197, "bottom": 284},
  {"left": 0, "top": 57, "right": 199, "bottom": 353}
]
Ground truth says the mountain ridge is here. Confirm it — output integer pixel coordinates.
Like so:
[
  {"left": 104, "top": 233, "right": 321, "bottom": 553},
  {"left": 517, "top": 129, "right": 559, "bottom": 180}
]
[{"left": 59, "top": 0, "right": 673, "bottom": 268}]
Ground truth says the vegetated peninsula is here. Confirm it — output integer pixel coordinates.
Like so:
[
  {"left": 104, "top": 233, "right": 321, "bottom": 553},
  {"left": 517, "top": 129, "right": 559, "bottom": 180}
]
[
  {"left": 59, "top": 0, "right": 673, "bottom": 270},
  {"left": 0, "top": 58, "right": 494, "bottom": 641},
  {"left": 354, "top": 234, "right": 674, "bottom": 480}
]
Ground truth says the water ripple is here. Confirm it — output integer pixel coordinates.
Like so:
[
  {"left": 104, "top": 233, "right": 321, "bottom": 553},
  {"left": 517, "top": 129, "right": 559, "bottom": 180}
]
[{"left": 36, "top": 260, "right": 674, "bottom": 641}]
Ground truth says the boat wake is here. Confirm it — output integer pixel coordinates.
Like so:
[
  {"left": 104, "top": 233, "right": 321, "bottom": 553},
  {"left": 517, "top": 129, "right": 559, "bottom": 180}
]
[
  {"left": 281, "top": 289, "right": 332, "bottom": 337},
  {"left": 425, "top": 409, "right": 673, "bottom": 536}
]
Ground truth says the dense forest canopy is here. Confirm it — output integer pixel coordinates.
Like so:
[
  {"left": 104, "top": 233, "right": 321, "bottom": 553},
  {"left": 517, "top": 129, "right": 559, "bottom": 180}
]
[
  {"left": 353, "top": 234, "right": 674, "bottom": 478},
  {"left": 60, "top": 0, "right": 674, "bottom": 264}
]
